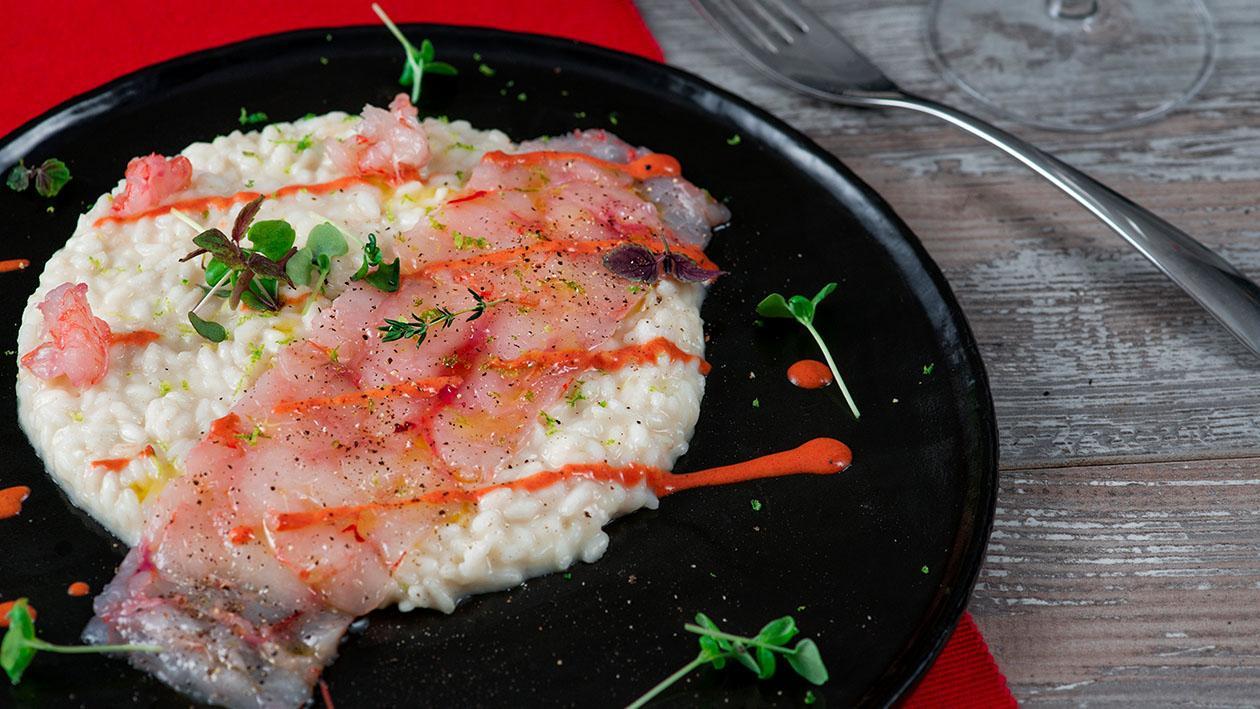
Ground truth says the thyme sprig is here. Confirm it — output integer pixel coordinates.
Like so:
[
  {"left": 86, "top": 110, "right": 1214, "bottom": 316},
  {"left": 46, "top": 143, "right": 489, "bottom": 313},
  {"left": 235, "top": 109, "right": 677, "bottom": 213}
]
[
  {"left": 379, "top": 289, "right": 505, "bottom": 347},
  {"left": 626, "top": 613, "right": 828, "bottom": 708},
  {"left": 2, "top": 599, "right": 161, "bottom": 685}
]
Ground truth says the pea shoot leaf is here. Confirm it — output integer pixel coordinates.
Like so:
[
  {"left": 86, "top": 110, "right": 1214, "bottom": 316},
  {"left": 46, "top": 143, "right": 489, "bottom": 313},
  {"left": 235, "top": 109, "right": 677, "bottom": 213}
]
[
  {"left": 754, "top": 282, "right": 859, "bottom": 419},
  {"left": 373, "top": 3, "right": 457, "bottom": 103},
  {"left": 364, "top": 258, "right": 401, "bottom": 292},
  {"left": 757, "top": 616, "right": 799, "bottom": 646},
  {"left": 785, "top": 639, "right": 828, "bottom": 685},
  {"left": 246, "top": 220, "right": 296, "bottom": 261},
  {"left": 286, "top": 222, "right": 348, "bottom": 290},
  {"left": 755, "top": 293, "right": 794, "bottom": 320},
  {"left": 1, "top": 600, "right": 37, "bottom": 684},
  {"left": 188, "top": 312, "right": 227, "bottom": 343}
]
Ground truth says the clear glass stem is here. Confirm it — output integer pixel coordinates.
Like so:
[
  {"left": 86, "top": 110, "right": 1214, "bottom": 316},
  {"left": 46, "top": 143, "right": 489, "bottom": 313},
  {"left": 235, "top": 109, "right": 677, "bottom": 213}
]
[{"left": 1047, "top": 0, "right": 1099, "bottom": 20}]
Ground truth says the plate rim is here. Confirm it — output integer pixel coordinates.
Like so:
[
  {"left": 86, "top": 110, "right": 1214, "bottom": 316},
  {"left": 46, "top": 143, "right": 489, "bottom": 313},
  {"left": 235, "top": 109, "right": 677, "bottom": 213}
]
[{"left": 0, "top": 23, "right": 999, "bottom": 707}]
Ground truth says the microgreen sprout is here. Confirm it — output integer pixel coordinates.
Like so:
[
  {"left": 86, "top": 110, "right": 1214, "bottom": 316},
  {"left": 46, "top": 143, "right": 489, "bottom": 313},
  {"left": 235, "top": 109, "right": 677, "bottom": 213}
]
[
  {"left": 378, "top": 289, "right": 506, "bottom": 347},
  {"left": 179, "top": 197, "right": 301, "bottom": 341},
  {"left": 2, "top": 599, "right": 161, "bottom": 685},
  {"left": 6, "top": 158, "right": 71, "bottom": 198},
  {"left": 626, "top": 613, "right": 828, "bottom": 708},
  {"left": 372, "top": 3, "right": 457, "bottom": 103},
  {"left": 757, "top": 283, "right": 859, "bottom": 419},
  {"left": 350, "top": 233, "right": 400, "bottom": 292}
]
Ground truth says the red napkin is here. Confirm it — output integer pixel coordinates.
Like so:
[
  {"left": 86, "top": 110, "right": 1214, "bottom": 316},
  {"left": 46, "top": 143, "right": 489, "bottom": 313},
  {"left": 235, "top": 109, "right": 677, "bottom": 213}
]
[
  {"left": 0, "top": 1, "right": 663, "bottom": 137},
  {"left": 0, "top": 2, "right": 1013, "bottom": 706}
]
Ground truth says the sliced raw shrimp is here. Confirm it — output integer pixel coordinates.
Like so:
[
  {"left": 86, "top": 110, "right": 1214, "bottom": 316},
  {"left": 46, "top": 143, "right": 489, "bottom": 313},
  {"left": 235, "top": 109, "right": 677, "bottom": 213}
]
[
  {"left": 109, "top": 153, "right": 193, "bottom": 216},
  {"left": 328, "top": 93, "right": 430, "bottom": 179},
  {"left": 20, "top": 282, "right": 112, "bottom": 388}
]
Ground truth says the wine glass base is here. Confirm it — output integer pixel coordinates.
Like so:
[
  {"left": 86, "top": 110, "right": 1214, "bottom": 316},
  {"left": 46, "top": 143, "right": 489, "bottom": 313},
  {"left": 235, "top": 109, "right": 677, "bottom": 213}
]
[{"left": 927, "top": 0, "right": 1216, "bottom": 132}]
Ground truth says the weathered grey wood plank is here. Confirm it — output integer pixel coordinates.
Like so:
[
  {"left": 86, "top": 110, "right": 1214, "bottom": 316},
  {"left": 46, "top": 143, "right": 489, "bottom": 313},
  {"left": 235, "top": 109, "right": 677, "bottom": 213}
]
[
  {"left": 638, "top": 0, "right": 1260, "bottom": 468},
  {"left": 639, "top": 0, "right": 1260, "bottom": 703},
  {"left": 971, "top": 457, "right": 1260, "bottom": 705}
]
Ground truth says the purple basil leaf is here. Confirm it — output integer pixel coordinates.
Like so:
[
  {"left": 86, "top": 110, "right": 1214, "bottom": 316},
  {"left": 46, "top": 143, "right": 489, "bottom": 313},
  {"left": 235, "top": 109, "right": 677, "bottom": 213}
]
[
  {"left": 602, "top": 243, "right": 661, "bottom": 282},
  {"left": 667, "top": 253, "right": 725, "bottom": 282},
  {"left": 231, "top": 196, "right": 265, "bottom": 243}
]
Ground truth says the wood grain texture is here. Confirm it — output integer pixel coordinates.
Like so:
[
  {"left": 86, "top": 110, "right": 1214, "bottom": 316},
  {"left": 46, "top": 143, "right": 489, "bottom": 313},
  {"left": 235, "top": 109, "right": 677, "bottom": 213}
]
[{"left": 638, "top": 0, "right": 1260, "bottom": 703}]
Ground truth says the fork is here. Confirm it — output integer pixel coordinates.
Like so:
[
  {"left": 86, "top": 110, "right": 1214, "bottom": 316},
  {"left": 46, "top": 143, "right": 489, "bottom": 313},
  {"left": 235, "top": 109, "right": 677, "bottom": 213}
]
[{"left": 694, "top": 0, "right": 1260, "bottom": 358}]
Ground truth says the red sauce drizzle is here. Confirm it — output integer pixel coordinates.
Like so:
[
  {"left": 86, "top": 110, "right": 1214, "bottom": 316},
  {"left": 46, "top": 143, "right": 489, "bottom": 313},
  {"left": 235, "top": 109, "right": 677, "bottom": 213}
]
[
  {"left": 0, "top": 600, "right": 34, "bottom": 627},
  {"left": 90, "top": 444, "right": 155, "bottom": 472},
  {"left": 0, "top": 485, "right": 30, "bottom": 519},
  {"left": 481, "top": 150, "right": 682, "bottom": 181},
  {"left": 207, "top": 413, "right": 246, "bottom": 450},
  {"left": 92, "top": 175, "right": 391, "bottom": 228},
  {"left": 0, "top": 259, "right": 30, "bottom": 273},
  {"left": 270, "top": 438, "right": 851, "bottom": 533},
  {"left": 67, "top": 582, "right": 90, "bottom": 597},
  {"left": 272, "top": 376, "right": 463, "bottom": 415},
  {"left": 787, "top": 359, "right": 833, "bottom": 389},
  {"left": 488, "top": 337, "right": 710, "bottom": 377},
  {"left": 110, "top": 329, "right": 161, "bottom": 347}
]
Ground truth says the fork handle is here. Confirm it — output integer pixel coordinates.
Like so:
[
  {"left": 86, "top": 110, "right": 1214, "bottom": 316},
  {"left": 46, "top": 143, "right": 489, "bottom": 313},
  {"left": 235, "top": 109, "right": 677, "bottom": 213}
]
[{"left": 860, "top": 91, "right": 1260, "bottom": 357}]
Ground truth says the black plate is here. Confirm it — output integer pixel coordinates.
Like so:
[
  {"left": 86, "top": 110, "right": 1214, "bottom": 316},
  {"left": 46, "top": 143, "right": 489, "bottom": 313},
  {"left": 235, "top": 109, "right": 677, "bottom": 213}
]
[{"left": 0, "top": 25, "right": 996, "bottom": 708}]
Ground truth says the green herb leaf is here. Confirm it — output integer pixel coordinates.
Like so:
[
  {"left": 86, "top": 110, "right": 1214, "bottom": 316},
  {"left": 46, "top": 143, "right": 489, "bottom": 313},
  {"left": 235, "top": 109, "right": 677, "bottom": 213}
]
[
  {"left": 32, "top": 159, "right": 71, "bottom": 197},
  {"left": 629, "top": 613, "right": 828, "bottom": 709},
  {"left": 5, "top": 163, "right": 29, "bottom": 193},
  {"left": 192, "top": 229, "right": 243, "bottom": 266},
  {"left": 363, "top": 258, "right": 400, "bottom": 292},
  {"left": 372, "top": 3, "right": 456, "bottom": 103},
  {"left": 757, "top": 616, "right": 799, "bottom": 646},
  {"left": 287, "top": 223, "right": 348, "bottom": 288},
  {"left": 697, "top": 636, "right": 726, "bottom": 669},
  {"left": 188, "top": 312, "right": 227, "bottom": 343},
  {"left": 755, "top": 293, "right": 793, "bottom": 319},
  {"left": 2, "top": 600, "right": 37, "bottom": 684},
  {"left": 246, "top": 220, "right": 296, "bottom": 261},
  {"left": 694, "top": 613, "right": 731, "bottom": 652},
  {"left": 2, "top": 598, "right": 162, "bottom": 686},
  {"left": 378, "top": 291, "right": 506, "bottom": 347},
  {"left": 786, "top": 639, "right": 829, "bottom": 685},
  {"left": 754, "top": 646, "right": 777, "bottom": 679},
  {"left": 5, "top": 159, "right": 71, "bottom": 198},
  {"left": 786, "top": 295, "right": 815, "bottom": 323},
  {"left": 352, "top": 233, "right": 384, "bottom": 280},
  {"left": 811, "top": 282, "right": 837, "bottom": 306},
  {"left": 755, "top": 282, "right": 859, "bottom": 419},
  {"left": 238, "top": 108, "right": 269, "bottom": 125}
]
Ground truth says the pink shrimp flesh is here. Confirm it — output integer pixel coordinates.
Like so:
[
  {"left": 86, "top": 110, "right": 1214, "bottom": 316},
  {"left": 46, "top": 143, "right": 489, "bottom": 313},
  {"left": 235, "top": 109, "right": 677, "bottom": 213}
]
[
  {"left": 20, "top": 282, "right": 112, "bottom": 388},
  {"left": 110, "top": 153, "right": 193, "bottom": 216},
  {"left": 328, "top": 93, "right": 430, "bottom": 180}
]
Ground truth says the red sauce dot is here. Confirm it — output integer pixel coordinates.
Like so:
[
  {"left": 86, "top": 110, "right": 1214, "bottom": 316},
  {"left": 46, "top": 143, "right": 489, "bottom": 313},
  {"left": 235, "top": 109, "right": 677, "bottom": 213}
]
[
  {"left": 0, "top": 485, "right": 30, "bottom": 519},
  {"left": 67, "top": 582, "right": 90, "bottom": 597},
  {"left": 0, "top": 600, "right": 35, "bottom": 627},
  {"left": 787, "top": 359, "right": 833, "bottom": 389}
]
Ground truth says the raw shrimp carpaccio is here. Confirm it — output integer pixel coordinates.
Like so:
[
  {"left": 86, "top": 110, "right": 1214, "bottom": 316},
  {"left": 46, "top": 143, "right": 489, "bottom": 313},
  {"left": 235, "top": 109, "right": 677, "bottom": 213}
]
[{"left": 84, "top": 119, "right": 729, "bottom": 706}]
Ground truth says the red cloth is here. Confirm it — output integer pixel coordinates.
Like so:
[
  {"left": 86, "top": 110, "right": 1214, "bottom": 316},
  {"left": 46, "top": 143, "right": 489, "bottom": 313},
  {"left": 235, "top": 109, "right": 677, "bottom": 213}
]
[
  {"left": 0, "top": 2, "right": 1013, "bottom": 706},
  {"left": 0, "top": 1, "right": 663, "bottom": 136},
  {"left": 904, "top": 613, "right": 1017, "bottom": 708}
]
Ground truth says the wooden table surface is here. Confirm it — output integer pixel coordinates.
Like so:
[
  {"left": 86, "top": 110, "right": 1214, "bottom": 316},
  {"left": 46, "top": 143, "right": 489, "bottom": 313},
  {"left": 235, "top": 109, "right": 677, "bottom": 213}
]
[{"left": 639, "top": 0, "right": 1260, "bottom": 704}]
